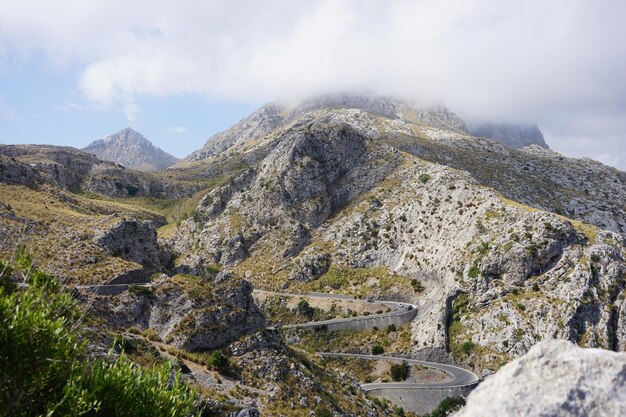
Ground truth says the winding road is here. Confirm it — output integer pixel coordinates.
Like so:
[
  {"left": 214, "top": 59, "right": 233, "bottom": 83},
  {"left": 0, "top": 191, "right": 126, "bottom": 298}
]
[
  {"left": 254, "top": 289, "right": 417, "bottom": 330},
  {"left": 317, "top": 352, "right": 479, "bottom": 389},
  {"left": 255, "top": 289, "right": 479, "bottom": 399},
  {"left": 79, "top": 280, "right": 479, "bottom": 409}
]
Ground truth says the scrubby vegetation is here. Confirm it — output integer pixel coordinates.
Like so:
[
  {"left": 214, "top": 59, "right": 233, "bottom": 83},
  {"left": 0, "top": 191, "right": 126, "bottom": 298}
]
[
  {"left": 422, "top": 396, "right": 466, "bottom": 417},
  {"left": 0, "top": 255, "right": 198, "bottom": 417}
]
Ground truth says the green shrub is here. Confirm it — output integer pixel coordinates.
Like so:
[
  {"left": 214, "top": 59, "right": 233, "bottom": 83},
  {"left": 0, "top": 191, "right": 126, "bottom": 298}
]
[
  {"left": 125, "top": 184, "right": 140, "bottom": 196},
  {"left": 410, "top": 279, "right": 425, "bottom": 293},
  {"left": 423, "top": 396, "right": 466, "bottom": 417},
  {"left": 0, "top": 256, "right": 198, "bottom": 417},
  {"left": 389, "top": 361, "right": 409, "bottom": 381},
  {"left": 393, "top": 406, "right": 406, "bottom": 416},
  {"left": 387, "top": 324, "right": 397, "bottom": 333},
  {"left": 52, "top": 356, "right": 196, "bottom": 417},
  {"left": 461, "top": 340, "right": 475, "bottom": 355},
  {"left": 296, "top": 299, "right": 314, "bottom": 319},
  {"left": 0, "top": 254, "right": 81, "bottom": 416},
  {"left": 467, "top": 261, "right": 480, "bottom": 279},
  {"left": 418, "top": 173, "right": 431, "bottom": 183},
  {"left": 314, "top": 407, "right": 333, "bottom": 417},
  {"left": 372, "top": 345, "right": 384, "bottom": 355},
  {"left": 207, "top": 350, "right": 231, "bottom": 375}
]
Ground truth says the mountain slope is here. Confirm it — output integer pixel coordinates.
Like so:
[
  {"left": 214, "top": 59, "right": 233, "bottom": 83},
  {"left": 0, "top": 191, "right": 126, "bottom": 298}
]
[
  {"left": 84, "top": 128, "right": 179, "bottom": 172},
  {"left": 164, "top": 98, "right": 626, "bottom": 374}
]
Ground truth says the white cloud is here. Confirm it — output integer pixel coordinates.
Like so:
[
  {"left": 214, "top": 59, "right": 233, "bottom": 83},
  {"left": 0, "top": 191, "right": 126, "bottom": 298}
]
[
  {"left": 168, "top": 126, "right": 186, "bottom": 134},
  {"left": 0, "top": 0, "right": 625, "bottom": 168}
]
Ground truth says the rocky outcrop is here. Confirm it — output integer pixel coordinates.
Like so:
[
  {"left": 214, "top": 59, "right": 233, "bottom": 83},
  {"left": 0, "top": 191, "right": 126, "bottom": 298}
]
[
  {"left": 94, "top": 218, "right": 162, "bottom": 268},
  {"left": 84, "top": 128, "right": 179, "bottom": 172},
  {"left": 167, "top": 119, "right": 400, "bottom": 270},
  {"left": 289, "top": 248, "right": 331, "bottom": 282},
  {"left": 455, "top": 340, "right": 626, "bottom": 417},
  {"left": 0, "top": 154, "right": 43, "bottom": 187},
  {"left": 93, "top": 274, "right": 265, "bottom": 351},
  {"left": 468, "top": 122, "right": 548, "bottom": 148}
]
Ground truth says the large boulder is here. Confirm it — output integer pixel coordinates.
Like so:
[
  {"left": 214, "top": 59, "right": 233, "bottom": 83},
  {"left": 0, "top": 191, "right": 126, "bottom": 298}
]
[{"left": 455, "top": 340, "right": 626, "bottom": 417}]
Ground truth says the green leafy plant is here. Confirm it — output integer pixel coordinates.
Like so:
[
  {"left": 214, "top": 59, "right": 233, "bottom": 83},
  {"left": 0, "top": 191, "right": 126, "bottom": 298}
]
[
  {"left": 207, "top": 350, "right": 232, "bottom": 375},
  {"left": 372, "top": 345, "right": 384, "bottom": 355},
  {"left": 461, "top": 340, "right": 476, "bottom": 355},
  {"left": 52, "top": 356, "right": 196, "bottom": 417},
  {"left": 0, "top": 255, "right": 198, "bottom": 417}
]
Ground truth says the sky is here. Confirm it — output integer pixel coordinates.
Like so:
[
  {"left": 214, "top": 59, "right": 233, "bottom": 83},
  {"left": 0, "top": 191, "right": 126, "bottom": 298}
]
[{"left": 0, "top": 0, "right": 625, "bottom": 169}]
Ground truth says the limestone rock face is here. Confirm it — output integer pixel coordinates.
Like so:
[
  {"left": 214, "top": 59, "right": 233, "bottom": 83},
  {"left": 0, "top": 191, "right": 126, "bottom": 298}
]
[
  {"left": 289, "top": 248, "right": 331, "bottom": 282},
  {"left": 181, "top": 95, "right": 467, "bottom": 164},
  {"left": 84, "top": 127, "right": 179, "bottom": 172},
  {"left": 93, "top": 218, "right": 162, "bottom": 268},
  {"left": 455, "top": 340, "right": 626, "bottom": 417},
  {"left": 93, "top": 274, "right": 265, "bottom": 351}
]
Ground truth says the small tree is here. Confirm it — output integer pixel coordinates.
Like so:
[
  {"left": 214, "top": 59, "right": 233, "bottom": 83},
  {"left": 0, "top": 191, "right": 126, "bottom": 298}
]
[
  {"left": 207, "top": 350, "right": 232, "bottom": 374},
  {"left": 372, "top": 345, "right": 384, "bottom": 355},
  {"left": 296, "top": 299, "right": 314, "bottom": 319},
  {"left": 389, "top": 361, "right": 409, "bottom": 381}
]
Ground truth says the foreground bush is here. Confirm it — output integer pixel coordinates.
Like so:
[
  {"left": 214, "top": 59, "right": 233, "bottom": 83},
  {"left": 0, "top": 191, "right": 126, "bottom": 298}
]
[
  {"left": 51, "top": 356, "right": 195, "bottom": 417},
  {"left": 0, "top": 255, "right": 197, "bottom": 417},
  {"left": 0, "top": 256, "right": 81, "bottom": 416}
]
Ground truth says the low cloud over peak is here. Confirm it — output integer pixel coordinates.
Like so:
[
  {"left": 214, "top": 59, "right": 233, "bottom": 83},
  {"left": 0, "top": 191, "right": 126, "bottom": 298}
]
[{"left": 1, "top": 0, "right": 625, "bottom": 168}]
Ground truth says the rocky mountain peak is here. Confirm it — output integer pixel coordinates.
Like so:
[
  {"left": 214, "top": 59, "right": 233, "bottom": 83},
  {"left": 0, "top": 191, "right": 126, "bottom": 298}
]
[
  {"left": 181, "top": 94, "right": 468, "bottom": 164},
  {"left": 83, "top": 128, "right": 179, "bottom": 172}
]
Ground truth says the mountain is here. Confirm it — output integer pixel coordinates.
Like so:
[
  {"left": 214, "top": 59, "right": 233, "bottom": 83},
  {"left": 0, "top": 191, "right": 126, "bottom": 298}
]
[
  {"left": 2, "top": 95, "right": 625, "bottom": 416},
  {"left": 181, "top": 95, "right": 467, "bottom": 164},
  {"left": 165, "top": 95, "right": 625, "bottom": 372},
  {"left": 468, "top": 122, "right": 548, "bottom": 148},
  {"left": 83, "top": 127, "right": 179, "bottom": 172}
]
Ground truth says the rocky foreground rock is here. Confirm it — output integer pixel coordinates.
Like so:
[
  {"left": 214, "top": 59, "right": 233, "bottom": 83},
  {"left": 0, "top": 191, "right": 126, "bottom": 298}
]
[{"left": 456, "top": 340, "right": 626, "bottom": 417}]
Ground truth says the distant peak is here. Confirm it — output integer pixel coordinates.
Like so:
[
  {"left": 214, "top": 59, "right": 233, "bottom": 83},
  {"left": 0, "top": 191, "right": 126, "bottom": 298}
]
[
  {"left": 83, "top": 128, "right": 179, "bottom": 172},
  {"left": 114, "top": 127, "right": 144, "bottom": 138}
]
